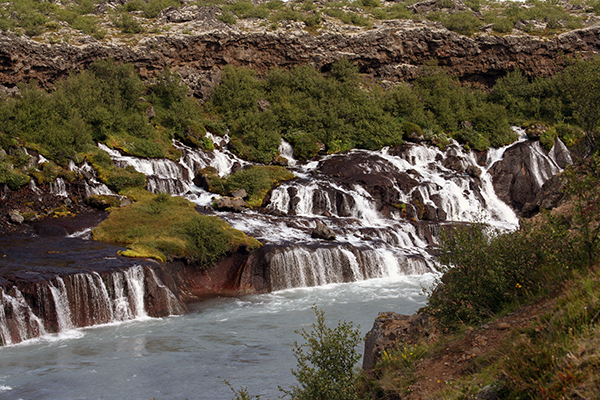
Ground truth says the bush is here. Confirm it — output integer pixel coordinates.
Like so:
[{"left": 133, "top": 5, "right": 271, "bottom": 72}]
[
  {"left": 0, "top": 161, "right": 30, "bottom": 190},
  {"left": 204, "top": 165, "right": 295, "bottom": 207},
  {"left": 281, "top": 307, "right": 362, "bottom": 400},
  {"left": 426, "top": 224, "right": 543, "bottom": 330},
  {"left": 431, "top": 11, "right": 483, "bottom": 36},
  {"left": 291, "top": 132, "right": 320, "bottom": 160}
]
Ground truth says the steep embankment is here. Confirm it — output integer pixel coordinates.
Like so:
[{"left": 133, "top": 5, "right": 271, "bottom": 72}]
[{"left": 2, "top": 15, "right": 600, "bottom": 99}]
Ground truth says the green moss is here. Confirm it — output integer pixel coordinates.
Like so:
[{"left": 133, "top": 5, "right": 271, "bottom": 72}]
[{"left": 93, "top": 191, "right": 261, "bottom": 266}]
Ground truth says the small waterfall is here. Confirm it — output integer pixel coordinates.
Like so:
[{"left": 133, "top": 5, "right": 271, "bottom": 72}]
[
  {"left": 0, "top": 287, "right": 46, "bottom": 346},
  {"left": 278, "top": 139, "right": 297, "bottom": 166},
  {"left": 267, "top": 245, "right": 431, "bottom": 291},
  {"left": 68, "top": 160, "right": 114, "bottom": 197},
  {"left": 48, "top": 277, "right": 74, "bottom": 331},
  {"left": 0, "top": 266, "right": 182, "bottom": 346},
  {"left": 49, "top": 177, "right": 68, "bottom": 197},
  {"left": 123, "top": 266, "right": 147, "bottom": 319}
]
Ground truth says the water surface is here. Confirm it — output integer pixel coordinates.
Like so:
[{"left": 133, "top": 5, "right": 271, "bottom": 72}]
[{"left": 0, "top": 274, "right": 435, "bottom": 400}]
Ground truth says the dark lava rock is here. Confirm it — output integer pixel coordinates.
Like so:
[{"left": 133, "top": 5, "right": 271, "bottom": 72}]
[
  {"left": 311, "top": 222, "right": 336, "bottom": 240},
  {"left": 488, "top": 141, "right": 560, "bottom": 214}
]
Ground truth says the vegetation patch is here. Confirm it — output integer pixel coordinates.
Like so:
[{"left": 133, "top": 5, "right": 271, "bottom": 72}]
[
  {"left": 92, "top": 190, "right": 262, "bottom": 265},
  {"left": 200, "top": 165, "right": 295, "bottom": 207}
]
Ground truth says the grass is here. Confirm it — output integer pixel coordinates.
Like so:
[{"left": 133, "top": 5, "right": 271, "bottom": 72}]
[{"left": 92, "top": 189, "right": 262, "bottom": 265}]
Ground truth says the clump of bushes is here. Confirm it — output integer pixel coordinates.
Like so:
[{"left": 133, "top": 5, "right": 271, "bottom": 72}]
[
  {"left": 92, "top": 190, "right": 261, "bottom": 265},
  {"left": 200, "top": 165, "right": 295, "bottom": 207}
]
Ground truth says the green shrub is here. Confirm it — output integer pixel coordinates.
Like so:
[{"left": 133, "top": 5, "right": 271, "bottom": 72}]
[
  {"left": 205, "top": 165, "right": 295, "bottom": 207},
  {"left": 291, "top": 132, "right": 321, "bottom": 160},
  {"left": 280, "top": 306, "right": 362, "bottom": 400},
  {"left": 217, "top": 10, "right": 237, "bottom": 24},
  {"left": 0, "top": 161, "right": 30, "bottom": 190},
  {"left": 113, "top": 12, "right": 145, "bottom": 33},
  {"left": 540, "top": 128, "right": 558, "bottom": 151},
  {"left": 426, "top": 223, "right": 548, "bottom": 330},
  {"left": 446, "top": 12, "right": 482, "bottom": 35},
  {"left": 143, "top": 0, "right": 181, "bottom": 19},
  {"left": 491, "top": 16, "right": 514, "bottom": 33}
]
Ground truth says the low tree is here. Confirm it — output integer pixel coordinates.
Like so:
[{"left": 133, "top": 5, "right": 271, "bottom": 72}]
[{"left": 281, "top": 306, "right": 362, "bottom": 400}]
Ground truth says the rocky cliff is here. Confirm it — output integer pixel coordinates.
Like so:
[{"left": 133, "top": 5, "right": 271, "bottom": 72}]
[{"left": 2, "top": 13, "right": 600, "bottom": 99}]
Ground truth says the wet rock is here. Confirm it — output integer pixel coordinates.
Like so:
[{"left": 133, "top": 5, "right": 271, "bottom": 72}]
[
  {"left": 489, "top": 141, "right": 561, "bottom": 214},
  {"left": 466, "top": 164, "right": 482, "bottom": 178},
  {"left": 521, "top": 174, "right": 566, "bottom": 217},
  {"left": 214, "top": 196, "right": 248, "bottom": 212},
  {"left": 8, "top": 210, "right": 24, "bottom": 224},
  {"left": 311, "top": 222, "right": 336, "bottom": 240},
  {"left": 193, "top": 166, "right": 218, "bottom": 191},
  {"left": 549, "top": 138, "right": 573, "bottom": 169},
  {"left": 442, "top": 155, "right": 466, "bottom": 173}
]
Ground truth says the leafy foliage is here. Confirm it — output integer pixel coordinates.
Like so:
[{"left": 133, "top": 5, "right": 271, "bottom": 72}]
[
  {"left": 281, "top": 306, "right": 362, "bottom": 400},
  {"left": 202, "top": 165, "right": 295, "bottom": 207}
]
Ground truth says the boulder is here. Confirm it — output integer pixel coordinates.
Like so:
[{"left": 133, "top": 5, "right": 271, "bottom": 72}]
[
  {"left": 521, "top": 173, "right": 566, "bottom": 217},
  {"left": 311, "top": 222, "right": 336, "bottom": 240},
  {"left": 229, "top": 188, "right": 248, "bottom": 199},
  {"left": 489, "top": 141, "right": 561, "bottom": 214},
  {"left": 214, "top": 197, "right": 248, "bottom": 212},
  {"left": 193, "top": 166, "right": 218, "bottom": 191},
  {"left": 272, "top": 155, "right": 289, "bottom": 166},
  {"left": 549, "top": 138, "right": 573, "bottom": 169},
  {"left": 466, "top": 164, "right": 482, "bottom": 178},
  {"left": 363, "top": 312, "right": 431, "bottom": 370}
]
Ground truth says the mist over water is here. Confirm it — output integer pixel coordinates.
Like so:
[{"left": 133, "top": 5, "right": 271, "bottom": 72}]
[{"left": 0, "top": 275, "right": 435, "bottom": 400}]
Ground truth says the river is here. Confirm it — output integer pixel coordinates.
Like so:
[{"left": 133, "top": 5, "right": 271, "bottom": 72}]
[{"left": 0, "top": 274, "right": 434, "bottom": 400}]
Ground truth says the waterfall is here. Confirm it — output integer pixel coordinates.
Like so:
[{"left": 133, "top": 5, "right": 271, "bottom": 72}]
[
  {"left": 95, "top": 130, "right": 566, "bottom": 292},
  {"left": 48, "top": 277, "right": 74, "bottom": 331},
  {"left": 0, "top": 287, "right": 46, "bottom": 346},
  {"left": 0, "top": 265, "right": 182, "bottom": 346}
]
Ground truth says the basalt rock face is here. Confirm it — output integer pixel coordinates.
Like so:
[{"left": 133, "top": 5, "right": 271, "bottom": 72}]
[
  {"left": 2, "top": 20, "right": 600, "bottom": 98},
  {"left": 161, "top": 246, "right": 272, "bottom": 300},
  {"left": 363, "top": 311, "right": 431, "bottom": 371},
  {"left": 489, "top": 141, "right": 563, "bottom": 215}
]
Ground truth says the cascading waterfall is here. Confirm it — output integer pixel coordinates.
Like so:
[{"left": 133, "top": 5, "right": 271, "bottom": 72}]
[
  {"left": 48, "top": 277, "right": 74, "bottom": 332},
  {"left": 0, "top": 287, "right": 46, "bottom": 346},
  {"left": 0, "top": 265, "right": 182, "bottom": 346},
  {"left": 96, "top": 130, "right": 566, "bottom": 292}
]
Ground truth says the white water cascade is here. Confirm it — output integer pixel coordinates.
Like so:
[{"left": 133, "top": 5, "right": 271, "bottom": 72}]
[
  {"left": 0, "top": 265, "right": 183, "bottom": 346},
  {"left": 96, "top": 129, "right": 566, "bottom": 291}
]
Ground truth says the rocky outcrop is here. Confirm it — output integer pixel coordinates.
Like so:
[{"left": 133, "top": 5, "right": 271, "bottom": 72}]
[
  {"left": 363, "top": 311, "right": 431, "bottom": 370},
  {"left": 489, "top": 141, "right": 562, "bottom": 214},
  {"left": 311, "top": 221, "right": 336, "bottom": 240},
  {"left": 2, "top": 19, "right": 600, "bottom": 98}
]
